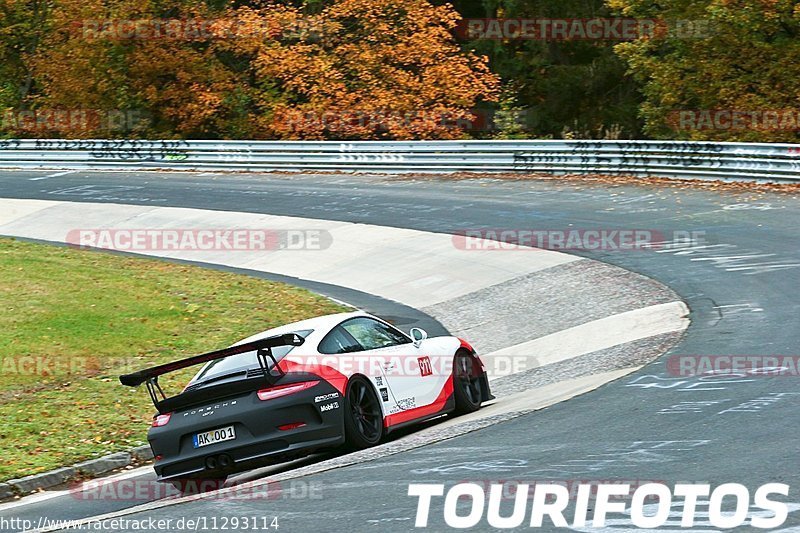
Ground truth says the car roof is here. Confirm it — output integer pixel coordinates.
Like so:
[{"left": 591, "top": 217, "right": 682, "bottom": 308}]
[{"left": 233, "top": 311, "right": 368, "bottom": 346}]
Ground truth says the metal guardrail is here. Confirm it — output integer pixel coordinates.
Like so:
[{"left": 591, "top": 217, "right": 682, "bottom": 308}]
[{"left": 1, "top": 139, "right": 799, "bottom": 182}]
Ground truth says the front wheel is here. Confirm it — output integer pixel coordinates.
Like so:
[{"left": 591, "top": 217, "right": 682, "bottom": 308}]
[
  {"left": 452, "top": 350, "right": 483, "bottom": 415},
  {"left": 343, "top": 376, "right": 384, "bottom": 449}
]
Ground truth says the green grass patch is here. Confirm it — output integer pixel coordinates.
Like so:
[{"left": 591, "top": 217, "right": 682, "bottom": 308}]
[{"left": 0, "top": 238, "right": 347, "bottom": 481}]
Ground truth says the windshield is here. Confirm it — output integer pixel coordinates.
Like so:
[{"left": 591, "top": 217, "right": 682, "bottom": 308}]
[{"left": 191, "top": 329, "right": 312, "bottom": 384}]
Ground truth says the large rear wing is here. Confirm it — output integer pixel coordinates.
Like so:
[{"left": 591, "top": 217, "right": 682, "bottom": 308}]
[{"left": 119, "top": 333, "right": 305, "bottom": 412}]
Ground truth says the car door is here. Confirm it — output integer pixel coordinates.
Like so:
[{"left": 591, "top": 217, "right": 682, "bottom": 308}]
[
  {"left": 316, "top": 321, "right": 400, "bottom": 414},
  {"left": 336, "top": 317, "right": 443, "bottom": 413}
]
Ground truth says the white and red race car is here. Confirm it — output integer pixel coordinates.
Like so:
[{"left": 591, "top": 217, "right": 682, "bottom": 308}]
[{"left": 120, "top": 311, "right": 493, "bottom": 490}]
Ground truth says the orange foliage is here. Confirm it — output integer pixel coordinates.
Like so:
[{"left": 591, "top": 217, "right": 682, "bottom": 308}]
[
  {"left": 8, "top": 0, "right": 498, "bottom": 139},
  {"left": 219, "top": 0, "right": 500, "bottom": 139}
]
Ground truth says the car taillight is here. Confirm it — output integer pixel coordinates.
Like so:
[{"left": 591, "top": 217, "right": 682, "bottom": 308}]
[
  {"left": 277, "top": 422, "right": 307, "bottom": 431},
  {"left": 152, "top": 412, "right": 172, "bottom": 427},
  {"left": 257, "top": 380, "right": 319, "bottom": 401}
]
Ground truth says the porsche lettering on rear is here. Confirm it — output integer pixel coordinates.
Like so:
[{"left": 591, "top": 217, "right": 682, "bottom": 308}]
[{"left": 184, "top": 401, "right": 237, "bottom": 417}]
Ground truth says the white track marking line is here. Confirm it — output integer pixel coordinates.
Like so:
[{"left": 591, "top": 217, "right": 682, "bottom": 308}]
[
  {"left": 436, "top": 367, "right": 641, "bottom": 430},
  {"left": 28, "top": 171, "right": 77, "bottom": 181},
  {"left": 485, "top": 301, "right": 689, "bottom": 379}
]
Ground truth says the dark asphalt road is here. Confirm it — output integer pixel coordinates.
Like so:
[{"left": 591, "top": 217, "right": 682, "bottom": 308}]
[{"left": 1, "top": 170, "right": 798, "bottom": 531}]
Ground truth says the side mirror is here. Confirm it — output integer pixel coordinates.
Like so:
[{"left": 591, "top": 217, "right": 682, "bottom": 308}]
[{"left": 409, "top": 327, "right": 428, "bottom": 348}]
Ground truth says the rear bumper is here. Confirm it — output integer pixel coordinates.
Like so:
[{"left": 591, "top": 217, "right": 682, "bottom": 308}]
[
  {"left": 154, "top": 433, "right": 344, "bottom": 481},
  {"left": 148, "top": 380, "right": 344, "bottom": 481}
]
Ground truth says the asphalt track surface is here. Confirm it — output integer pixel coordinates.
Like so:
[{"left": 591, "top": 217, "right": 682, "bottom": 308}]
[{"left": 1, "top": 170, "right": 799, "bottom": 532}]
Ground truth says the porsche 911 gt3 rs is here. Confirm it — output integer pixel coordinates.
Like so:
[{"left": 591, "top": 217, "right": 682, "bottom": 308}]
[{"left": 120, "top": 312, "right": 493, "bottom": 491}]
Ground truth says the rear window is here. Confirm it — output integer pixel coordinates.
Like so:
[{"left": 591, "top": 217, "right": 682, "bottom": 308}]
[
  {"left": 192, "top": 329, "right": 313, "bottom": 383},
  {"left": 318, "top": 326, "right": 362, "bottom": 354}
]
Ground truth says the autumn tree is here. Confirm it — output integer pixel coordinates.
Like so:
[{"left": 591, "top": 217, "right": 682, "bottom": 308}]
[
  {"left": 7, "top": 0, "right": 498, "bottom": 139},
  {"left": 219, "top": 0, "right": 500, "bottom": 139},
  {"left": 10, "top": 0, "right": 253, "bottom": 138},
  {"left": 608, "top": 0, "right": 800, "bottom": 142}
]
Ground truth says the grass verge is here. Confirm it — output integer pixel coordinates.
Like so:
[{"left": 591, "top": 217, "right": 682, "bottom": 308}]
[{"left": 0, "top": 238, "right": 347, "bottom": 482}]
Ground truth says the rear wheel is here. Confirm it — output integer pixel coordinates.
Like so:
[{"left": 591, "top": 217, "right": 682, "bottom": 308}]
[
  {"left": 169, "top": 477, "right": 227, "bottom": 494},
  {"left": 453, "top": 350, "right": 482, "bottom": 414},
  {"left": 343, "top": 376, "right": 384, "bottom": 449}
]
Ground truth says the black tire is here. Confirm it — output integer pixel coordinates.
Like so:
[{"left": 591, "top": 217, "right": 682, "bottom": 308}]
[
  {"left": 452, "top": 350, "right": 483, "bottom": 415},
  {"left": 169, "top": 477, "right": 226, "bottom": 494},
  {"left": 343, "top": 376, "right": 384, "bottom": 449}
]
